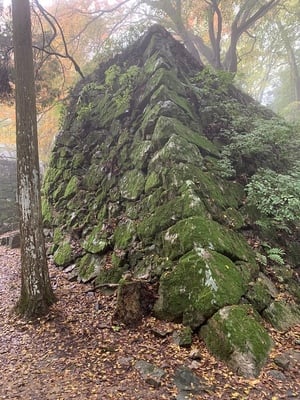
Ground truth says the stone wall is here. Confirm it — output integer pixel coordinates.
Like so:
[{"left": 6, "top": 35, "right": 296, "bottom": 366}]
[{"left": 0, "top": 145, "right": 18, "bottom": 233}]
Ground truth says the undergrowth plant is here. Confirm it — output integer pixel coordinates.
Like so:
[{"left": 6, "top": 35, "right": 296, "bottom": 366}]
[
  {"left": 255, "top": 243, "right": 285, "bottom": 266},
  {"left": 246, "top": 168, "right": 300, "bottom": 230},
  {"left": 218, "top": 117, "right": 299, "bottom": 177}
]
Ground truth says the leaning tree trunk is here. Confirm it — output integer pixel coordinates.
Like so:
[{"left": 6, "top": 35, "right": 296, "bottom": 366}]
[{"left": 12, "top": 0, "right": 55, "bottom": 318}]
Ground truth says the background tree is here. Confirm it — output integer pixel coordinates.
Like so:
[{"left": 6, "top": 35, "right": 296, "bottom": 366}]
[
  {"left": 0, "top": 3, "right": 12, "bottom": 97},
  {"left": 11, "top": 0, "right": 55, "bottom": 318},
  {"left": 141, "top": 0, "right": 281, "bottom": 72}
]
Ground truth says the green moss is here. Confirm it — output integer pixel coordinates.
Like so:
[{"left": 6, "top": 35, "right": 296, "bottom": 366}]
[
  {"left": 53, "top": 241, "right": 73, "bottom": 267},
  {"left": 53, "top": 228, "right": 63, "bottom": 245},
  {"left": 145, "top": 171, "right": 162, "bottom": 193},
  {"left": 66, "top": 190, "right": 89, "bottom": 211},
  {"left": 180, "top": 180, "right": 208, "bottom": 217},
  {"left": 263, "top": 301, "right": 300, "bottom": 331},
  {"left": 198, "top": 174, "right": 244, "bottom": 213},
  {"left": 97, "top": 205, "right": 108, "bottom": 221},
  {"left": 219, "top": 207, "right": 245, "bottom": 230},
  {"left": 137, "top": 188, "right": 205, "bottom": 244},
  {"left": 161, "top": 216, "right": 255, "bottom": 263},
  {"left": 82, "top": 165, "right": 105, "bottom": 191},
  {"left": 113, "top": 221, "right": 136, "bottom": 249},
  {"left": 152, "top": 116, "right": 218, "bottom": 156},
  {"left": 125, "top": 186, "right": 166, "bottom": 220},
  {"left": 63, "top": 176, "right": 79, "bottom": 199},
  {"left": 173, "top": 326, "right": 193, "bottom": 347},
  {"left": 150, "top": 85, "right": 195, "bottom": 120},
  {"left": 42, "top": 167, "right": 63, "bottom": 195},
  {"left": 154, "top": 249, "right": 245, "bottom": 328},
  {"left": 149, "top": 134, "right": 201, "bottom": 167},
  {"left": 144, "top": 64, "right": 186, "bottom": 95},
  {"left": 287, "top": 281, "right": 300, "bottom": 303},
  {"left": 245, "top": 273, "right": 278, "bottom": 312},
  {"left": 41, "top": 198, "right": 52, "bottom": 226},
  {"left": 76, "top": 253, "right": 104, "bottom": 283},
  {"left": 137, "top": 197, "right": 184, "bottom": 242},
  {"left": 82, "top": 225, "right": 108, "bottom": 254},
  {"left": 94, "top": 93, "right": 124, "bottom": 128},
  {"left": 94, "top": 265, "right": 126, "bottom": 285},
  {"left": 129, "top": 141, "right": 152, "bottom": 170},
  {"left": 286, "top": 241, "right": 300, "bottom": 266},
  {"left": 111, "top": 252, "right": 125, "bottom": 268},
  {"left": 200, "top": 305, "right": 273, "bottom": 377},
  {"left": 120, "top": 170, "right": 145, "bottom": 200},
  {"left": 135, "top": 103, "right": 159, "bottom": 140},
  {"left": 72, "top": 153, "right": 85, "bottom": 169},
  {"left": 235, "top": 261, "right": 259, "bottom": 286}
]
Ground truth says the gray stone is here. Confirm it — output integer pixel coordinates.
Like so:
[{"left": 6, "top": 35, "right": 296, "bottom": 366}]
[
  {"left": 263, "top": 301, "right": 300, "bottom": 331},
  {"left": 174, "top": 366, "right": 206, "bottom": 396},
  {"left": 151, "top": 326, "right": 174, "bottom": 338},
  {"left": 134, "top": 360, "right": 166, "bottom": 388},
  {"left": 9, "top": 233, "right": 20, "bottom": 249},
  {"left": 172, "top": 327, "right": 193, "bottom": 348},
  {"left": 274, "top": 350, "right": 300, "bottom": 371},
  {"left": 267, "top": 369, "right": 286, "bottom": 380}
]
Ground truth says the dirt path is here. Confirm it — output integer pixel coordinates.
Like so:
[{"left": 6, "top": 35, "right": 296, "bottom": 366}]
[{"left": 0, "top": 245, "right": 299, "bottom": 399}]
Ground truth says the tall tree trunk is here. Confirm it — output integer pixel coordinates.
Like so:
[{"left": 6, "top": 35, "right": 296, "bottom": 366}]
[{"left": 12, "top": 0, "right": 55, "bottom": 318}]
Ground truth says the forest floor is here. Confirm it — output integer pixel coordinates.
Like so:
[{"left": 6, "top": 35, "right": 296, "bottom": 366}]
[{"left": 0, "top": 244, "right": 299, "bottom": 400}]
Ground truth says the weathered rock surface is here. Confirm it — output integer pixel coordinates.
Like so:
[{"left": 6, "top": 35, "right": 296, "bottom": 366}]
[
  {"left": 173, "top": 366, "right": 208, "bottom": 398},
  {"left": 263, "top": 301, "right": 300, "bottom": 331},
  {"left": 200, "top": 305, "right": 273, "bottom": 378},
  {"left": 134, "top": 360, "right": 166, "bottom": 388},
  {"left": 42, "top": 25, "right": 299, "bottom": 376},
  {"left": 274, "top": 350, "right": 300, "bottom": 371}
]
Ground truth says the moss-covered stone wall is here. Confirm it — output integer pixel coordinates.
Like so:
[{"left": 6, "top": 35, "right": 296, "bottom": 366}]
[{"left": 42, "top": 25, "right": 300, "bottom": 377}]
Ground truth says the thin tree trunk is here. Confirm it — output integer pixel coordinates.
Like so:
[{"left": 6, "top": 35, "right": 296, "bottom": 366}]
[{"left": 12, "top": 0, "right": 55, "bottom": 318}]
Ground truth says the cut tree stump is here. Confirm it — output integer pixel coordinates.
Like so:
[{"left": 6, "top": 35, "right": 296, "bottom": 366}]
[{"left": 113, "top": 280, "right": 156, "bottom": 326}]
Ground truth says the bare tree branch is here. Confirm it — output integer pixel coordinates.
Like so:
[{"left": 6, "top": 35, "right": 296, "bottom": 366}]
[{"left": 33, "top": 0, "right": 85, "bottom": 78}]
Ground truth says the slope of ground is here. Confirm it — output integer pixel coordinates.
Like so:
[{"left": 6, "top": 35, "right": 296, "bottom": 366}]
[{"left": 0, "top": 244, "right": 299, "bottom": 400}]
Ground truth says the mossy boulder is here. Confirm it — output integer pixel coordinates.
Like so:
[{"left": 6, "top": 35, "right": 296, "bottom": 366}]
[
  {"left": 262, "top": 301, "right": 300, "bottom": 331},
  {"left": 82, "top": 226, "right": 109, "bottom": 254},
  {"left": 63, "top": 175, "right": 80, "bottom": 199},
  {"left": 120, "top": 170, "right": 145, "bottom": 200},
  {"left": 245, "top": 273, "right": 278, "bottom": 312},
  {"left": 113, "top": 220, "right": 136, "bottom": 249},
  {"left": 161, "top": 216, "right": 255, "bottom": 263},
  {"left": 76, "top": 253, "right": 104, "bottom": 283},
  {"left": 53, "top": 241, "right": 73, "bottom": 267},
  {"left": 154, "top": 249, "right": 246, "bottom": 328},
  {"left": 200, "top": 305, "right": 273, "bottom": 378}
]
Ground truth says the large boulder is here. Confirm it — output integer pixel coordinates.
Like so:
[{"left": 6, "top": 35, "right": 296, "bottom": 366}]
[
  {"left": 154, "top": 249, "right": 247, "bottom": 328},
  {"left": 200, "top": 305, "right": 273, "bottom": 378}
]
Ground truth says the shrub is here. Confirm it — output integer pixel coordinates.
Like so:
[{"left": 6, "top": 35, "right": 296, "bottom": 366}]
[
  {"left": 246, "top": 168, "right": 300, "bottom": 228},
  {"left": 219, "top": 118, "right": 299, "bottom": 176}
]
